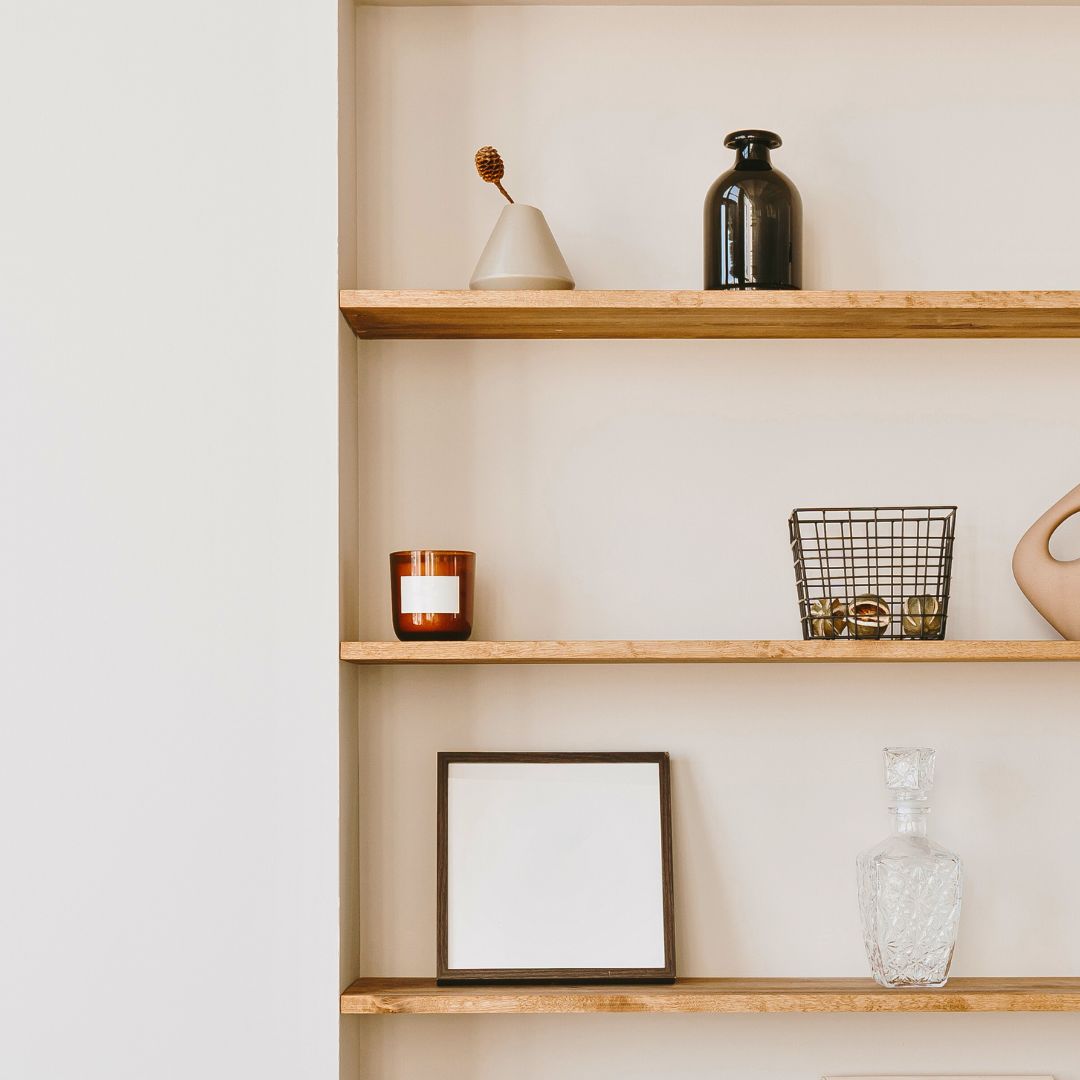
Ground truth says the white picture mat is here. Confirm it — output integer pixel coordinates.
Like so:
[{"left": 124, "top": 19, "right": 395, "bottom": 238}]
[
  {"left": 447, "top": 761, "right": 666, "bottom": 970},
  {"left": 824, "top": 1075, "right": 1054, "bottom": 1079}
]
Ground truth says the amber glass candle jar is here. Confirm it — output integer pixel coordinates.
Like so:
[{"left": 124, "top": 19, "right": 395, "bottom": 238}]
[{"left": 390, "top": 550, "right": 475, "bottom": 641}]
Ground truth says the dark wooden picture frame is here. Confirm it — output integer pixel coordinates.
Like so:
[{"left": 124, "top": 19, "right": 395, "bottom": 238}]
[{"left": 437, "top": 751, "right": 675, "bottom": 983}]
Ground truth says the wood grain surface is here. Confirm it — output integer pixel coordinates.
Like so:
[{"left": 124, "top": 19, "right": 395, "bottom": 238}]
[
  {"left": 340, "top": 640, "right": 1080, "bottom": 664},
  {"left": 340, "top": 977, "right": 1080, "bottom": 1014},
  {"left": 339, "top": 290, "right": 1080, "bottom": 339}
]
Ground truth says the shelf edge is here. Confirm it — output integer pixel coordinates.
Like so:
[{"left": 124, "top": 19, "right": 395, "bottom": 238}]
[
  {"left": 339, "top": 289, "right": 1080, "bottom": 340},
  {"left": 339, "top": 640, "right": 1080, "bottom": 664},
  {"left": 340, "top": 977, "right": 1080, "bottom": 1014}
]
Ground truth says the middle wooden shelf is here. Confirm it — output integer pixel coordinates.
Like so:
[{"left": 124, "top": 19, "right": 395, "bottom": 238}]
[{"left": 340, "top": 640, "right": 1080, "bottom": 664}]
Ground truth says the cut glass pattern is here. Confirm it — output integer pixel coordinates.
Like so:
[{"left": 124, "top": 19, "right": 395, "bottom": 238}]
[{"left": 857, "top": 747, "right": 962, "bottom": 988}]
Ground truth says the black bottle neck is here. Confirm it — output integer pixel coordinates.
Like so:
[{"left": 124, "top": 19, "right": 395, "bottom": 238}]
[{"left": 734, "top": 142, "right": 772, "bottom": 168}]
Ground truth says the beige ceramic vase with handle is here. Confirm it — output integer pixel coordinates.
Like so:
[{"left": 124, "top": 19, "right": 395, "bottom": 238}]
[{"left": 1012, "top": 481, "right": 1080, "bottom": 639}]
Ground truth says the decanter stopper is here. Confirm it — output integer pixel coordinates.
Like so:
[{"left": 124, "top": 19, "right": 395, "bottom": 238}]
[{"left": 884, "top": 746, "right": 935, "bottom": 803}]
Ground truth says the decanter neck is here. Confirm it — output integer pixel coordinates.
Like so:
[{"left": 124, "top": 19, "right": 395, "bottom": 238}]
[
  {"left": 892, "top": 806, "right": 929, "bottom": 837},
  {"left": 734, "top": 142, "right": 772, "bottom": 168}
]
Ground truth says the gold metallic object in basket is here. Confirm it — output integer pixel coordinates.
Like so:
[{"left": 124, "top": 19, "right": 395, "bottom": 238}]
[
  {"left": 902, "top": 594, "right": 943, "bottom": 638},
  {"left": 810, "top": 597, "right": 846, "bottom": 639},
  {"left": 846, "top": 595, "right": 891, "bottom": 639}
]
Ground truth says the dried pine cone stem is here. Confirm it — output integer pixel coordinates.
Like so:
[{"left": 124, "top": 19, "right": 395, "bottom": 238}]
[{"left": 475, "top": 146, "right": 514, "bottom": 204}]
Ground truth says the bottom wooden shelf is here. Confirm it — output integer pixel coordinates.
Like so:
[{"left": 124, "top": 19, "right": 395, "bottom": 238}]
[{"left": 340, "top": 977, "right": 1080, "bottom": 1014}]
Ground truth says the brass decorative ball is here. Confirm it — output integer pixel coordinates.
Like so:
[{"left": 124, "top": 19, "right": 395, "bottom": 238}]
[
  {"left": 902, "top": 595, "right": 943, "bottom": 638},
  {"left": 809, "top": 597, "right": 846, "bottom": 639},
  {"left": 846, "top": 595, "right": 891, "bottom": 639}
]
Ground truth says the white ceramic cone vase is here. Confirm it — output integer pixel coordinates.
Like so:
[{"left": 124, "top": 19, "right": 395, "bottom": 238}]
[{"left": 469, "top": 204, "right": 574, "bottom": 290}]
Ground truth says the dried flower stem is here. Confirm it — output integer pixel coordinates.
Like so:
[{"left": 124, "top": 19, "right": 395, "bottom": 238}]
[{"left": 475, "top": 146, "right": 514, "bottom": 204}]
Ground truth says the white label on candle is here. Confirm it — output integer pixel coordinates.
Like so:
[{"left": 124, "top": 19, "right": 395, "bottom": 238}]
[{"left": 400, "top": 575, "right": 460, "bottom": 615}]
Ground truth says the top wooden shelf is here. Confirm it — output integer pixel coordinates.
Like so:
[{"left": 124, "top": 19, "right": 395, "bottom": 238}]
[{"left": 339, "top": 290, "right": 1080, "bottom": 340}]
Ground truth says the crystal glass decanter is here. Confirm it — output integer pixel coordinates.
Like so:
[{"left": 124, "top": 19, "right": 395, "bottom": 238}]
[{"left": 857, "top": 747, "right": 962, "bottom": 988}]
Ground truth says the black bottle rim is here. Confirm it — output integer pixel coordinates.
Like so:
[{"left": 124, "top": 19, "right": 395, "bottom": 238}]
[{"left": 724, "top": 129, "right": 782, "bottom": 150}]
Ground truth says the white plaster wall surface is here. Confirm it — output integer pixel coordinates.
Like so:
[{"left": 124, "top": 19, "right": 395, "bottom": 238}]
[
  {"left": 352, "top": 6, "right": 1080, "bottom": 1079},
  {"left": 0, "top": 2, "right": 341, "bottom": 1078}
]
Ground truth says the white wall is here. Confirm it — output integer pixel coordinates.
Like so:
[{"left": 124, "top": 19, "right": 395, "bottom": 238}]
[
  {"left": 0, "top": 2, "right": 341, "bottom": 1078},
  {"left": 351, "top": 5, "right": 1080, "bottom": 1078}
]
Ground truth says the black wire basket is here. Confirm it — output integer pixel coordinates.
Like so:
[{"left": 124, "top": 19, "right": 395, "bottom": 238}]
[{"left": 789, "top": 506, "right": 957, "bottom": 641}]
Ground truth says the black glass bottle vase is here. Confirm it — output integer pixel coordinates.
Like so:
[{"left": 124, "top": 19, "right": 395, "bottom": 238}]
[{"left": 704, "top": 130, "right": 802, "bottom": 290}]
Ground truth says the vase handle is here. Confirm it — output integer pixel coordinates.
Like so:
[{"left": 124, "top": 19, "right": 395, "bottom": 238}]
[
  {"left": 1015, "top": 482, "right": 1080, "bottom": 564},
  {"left": 1013, "top": 482, "right": 1080, "bottom": 640}
]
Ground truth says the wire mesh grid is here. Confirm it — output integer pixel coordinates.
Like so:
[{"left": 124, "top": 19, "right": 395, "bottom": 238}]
[{"left": 789, "top": 506, "right": 957, "bottom": 640}]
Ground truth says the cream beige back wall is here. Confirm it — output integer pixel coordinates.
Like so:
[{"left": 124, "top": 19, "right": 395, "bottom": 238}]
[{"left": 351, "top": 5, "right": 1080, "bottom": 1078}]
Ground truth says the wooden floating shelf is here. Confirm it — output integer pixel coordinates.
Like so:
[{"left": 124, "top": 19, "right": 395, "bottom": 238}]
[
  {"left": 339, "top": 290, "right": 1080, "bottom": 340},
  {"left": 341, "top": 977, "right": 1080, "bottom": 1015},
  {"left": 356, "top": 0, "right": 1071, "bottom": 7},
  {"left": 340, "top": 640, "right": 1080, "bottom": 664}
]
